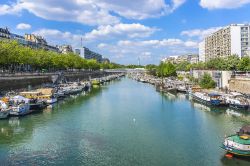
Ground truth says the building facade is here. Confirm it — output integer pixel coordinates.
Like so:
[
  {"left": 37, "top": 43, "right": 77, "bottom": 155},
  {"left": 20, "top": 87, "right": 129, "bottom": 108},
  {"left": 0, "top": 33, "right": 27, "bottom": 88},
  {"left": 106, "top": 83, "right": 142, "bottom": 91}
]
[
  {"left": 11, "top": 33, "right": 27, "bottom": 46},
  {"left": 199, "top": 24, "right": 250, "bottom": 62},
  {"left": 75, "top": 47, "right": 103, "bottom": 62},
  {"left": 102, "top": 58, "right": 110, "bottom": 63},
  {"left": 58, "top": 45, "right": 73, "bottom": 54},
  {"left": 199, "top": 41, "right": 205, "bottom": 62},
  {"left": 0, "top": 27, "right": 11, "bottom": 39},
  {"left": 25, "top": 34, "right": 59, "bottom": 52},
  {"left": 191, "top": 70, "right": 233, "bottom": 89},
  {"left": 162, "top": 54, "right": 198, "bottom": 64}
]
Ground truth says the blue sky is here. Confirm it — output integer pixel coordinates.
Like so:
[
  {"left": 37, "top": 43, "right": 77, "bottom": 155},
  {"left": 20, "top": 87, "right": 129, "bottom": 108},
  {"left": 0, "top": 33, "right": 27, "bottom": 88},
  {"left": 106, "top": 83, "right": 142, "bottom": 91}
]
[{"left": 1, "top": 0, "right": 250, "bottom": 64}]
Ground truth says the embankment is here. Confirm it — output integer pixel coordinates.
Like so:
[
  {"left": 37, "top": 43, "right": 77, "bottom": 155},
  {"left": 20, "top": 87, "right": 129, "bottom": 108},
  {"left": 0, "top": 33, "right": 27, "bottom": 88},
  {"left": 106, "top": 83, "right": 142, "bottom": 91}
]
[{"left": 0, "top": 71, "right": 120, "bottom": 92}]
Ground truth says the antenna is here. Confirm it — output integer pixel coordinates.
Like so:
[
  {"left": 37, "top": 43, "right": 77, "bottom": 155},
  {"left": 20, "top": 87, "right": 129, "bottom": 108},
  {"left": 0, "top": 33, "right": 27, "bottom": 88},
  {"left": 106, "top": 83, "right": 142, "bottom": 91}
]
[
  {"left": 137, "top": 57, "right": 141, "bottom": 66},
  {"left": 81, "top": 37, "right": 83, "bottom": 47}
]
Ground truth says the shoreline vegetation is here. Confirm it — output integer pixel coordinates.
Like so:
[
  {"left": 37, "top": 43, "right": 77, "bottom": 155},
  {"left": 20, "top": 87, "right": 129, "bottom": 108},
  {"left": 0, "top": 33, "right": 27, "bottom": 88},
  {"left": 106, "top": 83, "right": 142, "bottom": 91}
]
[
  {"left": 145, "top": 55, "right": 250, "bottom": 77},
  {"left": 144, "top": 55, "right": 250, "bottom": 89}
]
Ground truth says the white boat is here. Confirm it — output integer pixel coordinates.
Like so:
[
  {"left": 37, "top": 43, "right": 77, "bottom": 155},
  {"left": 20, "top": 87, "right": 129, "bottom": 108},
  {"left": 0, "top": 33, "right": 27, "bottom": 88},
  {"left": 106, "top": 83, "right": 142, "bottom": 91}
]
[
  {"left": 0, "top": 100, "right": 11, "bottom": 119},
  {"left": 225, "top": 92, "right": 249, "bottom": 110},
  {"left": 222, "top": 125, "right": 250, "bottom": 156},
  {"left": 192, "top": 92, "right": 227, "bottom": 106},
  {"left": 9, "top": 96, "right": 31, "bottom": 116},
  {"left": 177, "top": 85, "right": 187, "bottom": 93},
  {"left": 46, "top": 97, "right": 58, "bottom": 104}
]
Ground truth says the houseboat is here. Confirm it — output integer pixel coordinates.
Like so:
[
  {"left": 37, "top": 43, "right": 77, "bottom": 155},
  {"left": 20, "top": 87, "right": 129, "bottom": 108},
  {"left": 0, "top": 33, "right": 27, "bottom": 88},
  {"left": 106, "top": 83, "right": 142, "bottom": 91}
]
[
  {"left": 20, "top": 91, "right": 47, "bottom": 109},
  {"left": 192, "top": 92, "right": 227, "bottom": 106},
  {"left": 0, "top": 100, "right": 11, "bottom": 119},
  {"left": 225, "top": 92, "right": 249, "bottom": 110},
  {"left": 222, "top": 125, "right": 250, "bottom": 156},
  {"left": 21, "top": 89, "right": 58, "bottom": 105},
  {"left": 35, "top": 88, "right": 57, "bottom": 104}
]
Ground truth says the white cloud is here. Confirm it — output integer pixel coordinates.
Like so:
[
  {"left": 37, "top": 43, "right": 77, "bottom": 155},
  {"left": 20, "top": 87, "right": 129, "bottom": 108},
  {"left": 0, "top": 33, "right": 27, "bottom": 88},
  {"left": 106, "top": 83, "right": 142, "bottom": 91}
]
[
  {"left": 117, "top": 38, "right": 197, "bottom": 48},
  {"left": 84, "top": 23, "right": 158, "bottom": 41},
  {"left": 0, "top": 2, "right": 22, "bottom": 15},
  {"left": 172, "top": 0, "right": 186, "bottom": 10},
  {"left": 181, "top": 27, "right": 222, "bottom": 39},
  {"left": 97, "top": 0, "right": 186, "bottom": 19},
  {"left": 33, "top": 28, "right": 82, "bottom": 46},
  {"left": 16, "top": 23, "right": 31, "bottom": 30},
  {"left": 98, "top": 38, "right": 198, "bottom": 64},
  {"left": 0, "top": 0, "right": 186, "bottom": 25},
  {"left": 200, "top": 0, "right": 250, "bottom": 9}
]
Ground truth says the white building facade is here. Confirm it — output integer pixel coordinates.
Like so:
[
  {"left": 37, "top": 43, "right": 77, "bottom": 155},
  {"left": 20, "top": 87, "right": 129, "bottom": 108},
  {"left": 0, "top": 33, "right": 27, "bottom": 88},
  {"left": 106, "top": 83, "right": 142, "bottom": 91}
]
[
  {"left": 199, "top": 41, "right": 205, "bottom": 62},
  {"left": 199, "top": 24, "right": 250, "bottom": 62},
  {"left": 75, "top": 47, "right": 103, "bottom": 62}
]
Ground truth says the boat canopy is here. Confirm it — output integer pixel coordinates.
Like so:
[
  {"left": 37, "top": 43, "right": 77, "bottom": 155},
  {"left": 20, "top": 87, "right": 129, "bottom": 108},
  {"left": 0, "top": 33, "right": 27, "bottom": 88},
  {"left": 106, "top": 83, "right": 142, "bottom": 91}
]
[
  {"left": 239, "top": 125, "right": 250, "bottom": 136},
  {"left": 12, "top": 95, "right": 30, "bottom": 103},
  {"left": 208, "top": 93, "right": 221, "bottom": 97},
  {"left": 230, "top": 92, "right": 243, "bottom": 97}
]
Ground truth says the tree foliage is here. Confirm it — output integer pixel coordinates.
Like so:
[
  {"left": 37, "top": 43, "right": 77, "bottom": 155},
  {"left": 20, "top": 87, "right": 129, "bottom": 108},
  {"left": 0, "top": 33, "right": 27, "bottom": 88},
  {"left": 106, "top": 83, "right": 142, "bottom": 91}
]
[
  {"left": 199, "top": 73, "right": 216, "bottom": 89},
  {"left": 157, "top": 62, "right": 177, "bottom": 77},
  {"left": 237, "top": 56, "right": 250, "bottom": 71},
  {"left": 0, "top": 41, "right": 124, "bottom": 72}
]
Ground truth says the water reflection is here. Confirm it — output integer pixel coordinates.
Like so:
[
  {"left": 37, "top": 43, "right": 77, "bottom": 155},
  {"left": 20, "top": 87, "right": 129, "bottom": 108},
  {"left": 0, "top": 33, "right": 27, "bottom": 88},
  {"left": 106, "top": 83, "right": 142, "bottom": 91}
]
[
  {"left": 0, "top": 84, "right": 104, "bottom": 146},
  {"left": 161, "top": 91, "right": 250, "bottom": 123},
  {"left": 221, "top": 155, "right": 250, "bottom": 166},
  {"left": 0, "top": 117, "right": 33, "bottom": 145}
]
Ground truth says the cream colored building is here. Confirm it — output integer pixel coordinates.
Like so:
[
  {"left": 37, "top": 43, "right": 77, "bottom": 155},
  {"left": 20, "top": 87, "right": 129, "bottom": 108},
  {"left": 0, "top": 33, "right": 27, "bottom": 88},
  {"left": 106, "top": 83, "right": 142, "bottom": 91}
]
[
  {"left": 199, "top": 24, "right": 250, "bottom": 62},
  {"left": 191, "top": 70, "right": 233, "bottom": 89}
]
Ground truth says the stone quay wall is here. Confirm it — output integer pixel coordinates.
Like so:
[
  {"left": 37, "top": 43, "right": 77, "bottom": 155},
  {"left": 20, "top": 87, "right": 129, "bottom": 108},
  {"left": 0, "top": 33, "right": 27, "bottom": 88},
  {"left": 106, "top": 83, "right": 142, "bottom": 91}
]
[
  {"left": 229, "top": 77, "right": 250, "bottom": 95},
  {"left": 0, "top": 71, "right": 120, "bottom": 92}
]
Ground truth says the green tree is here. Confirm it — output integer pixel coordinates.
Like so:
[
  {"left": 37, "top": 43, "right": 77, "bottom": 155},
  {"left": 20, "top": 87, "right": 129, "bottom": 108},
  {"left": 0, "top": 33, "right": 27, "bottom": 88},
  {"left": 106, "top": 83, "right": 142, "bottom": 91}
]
[
  {"left": 146, "top": 64, "right": 157, "bottom": 75},
  {"left": 157, "top": 62, "right": 177, "bottom": 77},
  {"left": 176, "top": 61, "right": 190, "bottom": 71},
  {"left": 199, "top": 73, "right": 216, "bottom": 89},
  {"left": 238, "top": 56, "right": 250, "bottom": 71}
]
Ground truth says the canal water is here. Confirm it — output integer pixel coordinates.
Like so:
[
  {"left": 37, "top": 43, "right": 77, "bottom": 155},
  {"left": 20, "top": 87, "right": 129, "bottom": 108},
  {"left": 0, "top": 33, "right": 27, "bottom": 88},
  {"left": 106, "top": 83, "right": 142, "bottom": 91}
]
[{"left": 0, "top": 78, "right": 250, "bottom": 166}]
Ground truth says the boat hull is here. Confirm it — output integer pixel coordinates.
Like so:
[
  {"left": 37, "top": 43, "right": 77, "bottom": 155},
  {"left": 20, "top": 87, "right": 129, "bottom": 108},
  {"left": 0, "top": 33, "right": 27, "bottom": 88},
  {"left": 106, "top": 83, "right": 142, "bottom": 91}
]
[
  {"left": 229, "top": 104, "right": 249, "bottom": 110},
  {"left": 0, "top": 110, "right": 10, "bottom": 119},
  {"left": 46, "top": 98, "right": 57, "bottom": 104},
  {"left": 221, "top": 145, "right": 250, "bottom": 156},
  {"left": 192, "top": 94, "right": 227, "bottom": 107},
  {"left": 10, "top": 104, "right": 31, "bottom": 116},
  {"left": 30, "top": 102, "right": 47, "bottom": 110}
]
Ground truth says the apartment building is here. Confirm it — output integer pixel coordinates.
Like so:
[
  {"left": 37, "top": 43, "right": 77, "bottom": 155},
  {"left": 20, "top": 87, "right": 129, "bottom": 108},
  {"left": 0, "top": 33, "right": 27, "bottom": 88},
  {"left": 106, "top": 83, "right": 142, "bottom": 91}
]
[
  {"left": 25, "top": 34, "right": 59, "bottom": 52},
  {"left": 162, "top": 54, "right": 198, "bottom": 64},
  {"left": 199, "top": 24, "right": 250, "bottom": 62},
  {"left": 0, "top": 27, "right": 11, "bottom": 39},
  {"left": 58, "top": 45, "right": 73, "bottom": 54},
  {"left": 75, "top": 47, "right": 103, "bottom": 62}
]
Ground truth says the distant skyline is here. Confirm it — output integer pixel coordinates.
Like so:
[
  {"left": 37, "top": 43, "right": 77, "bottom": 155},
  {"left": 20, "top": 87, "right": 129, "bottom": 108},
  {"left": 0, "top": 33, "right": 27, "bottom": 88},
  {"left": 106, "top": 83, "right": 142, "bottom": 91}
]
[{"left": 1, "top": 0, "right": 250, "bottom": 64}]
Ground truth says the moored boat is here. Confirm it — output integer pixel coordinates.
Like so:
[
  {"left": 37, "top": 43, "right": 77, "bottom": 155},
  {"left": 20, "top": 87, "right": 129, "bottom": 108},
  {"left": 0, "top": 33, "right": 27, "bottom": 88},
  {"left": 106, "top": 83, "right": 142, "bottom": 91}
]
[
  {"left": 192, "top": 92, "right": 227, "bottom": 106},
  {"left": 91, "top": 79, "right": 100, "bottom": 88},
  {"left": 29, "top": 99, "right": 47, "bottom": 110},
  {"left": 222, "top": 125, "right": 250, "bottom": 156},
  {"left": 177, "top": 85, "right": 187, "bottom": 93},
  {"left": 9, "top": 96, "right": 31, "bottom": 116},
  {"left": 225, "top": 92, "right": 249, "bottom": 110},
  {"left": 0, "top": 100, "right": 11, "bottom": 119}
]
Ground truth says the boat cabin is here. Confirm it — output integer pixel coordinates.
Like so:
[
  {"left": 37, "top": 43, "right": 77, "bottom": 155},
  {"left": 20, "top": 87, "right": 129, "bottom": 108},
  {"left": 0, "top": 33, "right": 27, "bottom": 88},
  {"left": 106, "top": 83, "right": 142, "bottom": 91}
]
[
  {"left": 20, "top": 91, "right": 43, "bottom": 99},
  {"left": 238, "top": 125, "right": 250, "bottom": 139}
]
